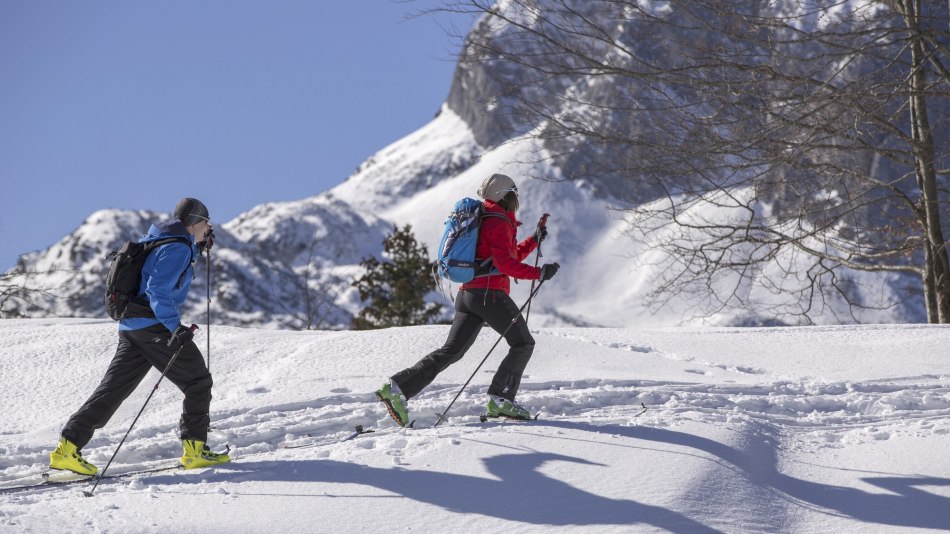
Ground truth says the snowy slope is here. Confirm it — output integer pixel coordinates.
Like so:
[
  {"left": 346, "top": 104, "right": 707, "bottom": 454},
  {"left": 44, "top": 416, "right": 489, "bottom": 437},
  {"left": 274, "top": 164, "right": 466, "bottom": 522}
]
[{"left": 1, "top": 319, "right": 948, "bottom": 533}]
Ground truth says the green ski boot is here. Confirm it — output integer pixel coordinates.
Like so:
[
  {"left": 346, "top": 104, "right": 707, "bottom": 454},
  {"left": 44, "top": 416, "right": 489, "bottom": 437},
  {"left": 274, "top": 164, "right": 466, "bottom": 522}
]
[
  {"left": 486, "top": 395, "right": 533, "bottom": 420},
  {"left": 376, "top": 381, "right": 410, "bottom": 427}
]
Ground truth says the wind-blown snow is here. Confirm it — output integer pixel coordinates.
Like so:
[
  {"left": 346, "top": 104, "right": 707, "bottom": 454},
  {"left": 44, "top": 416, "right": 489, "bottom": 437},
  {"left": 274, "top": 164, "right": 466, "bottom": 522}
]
[{"left": 1, "top": 319, "right": 948, "bottom": 533}]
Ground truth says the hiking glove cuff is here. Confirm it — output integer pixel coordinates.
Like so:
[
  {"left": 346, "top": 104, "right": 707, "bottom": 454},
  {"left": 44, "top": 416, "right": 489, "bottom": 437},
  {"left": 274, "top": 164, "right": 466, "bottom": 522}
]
[
  {"left": 168, "top": 323, "right": 196, "bottom": 349},
  {"left": 540, "top": 262, "right": 560, "bottom": 281},
  {"left": 533, "top": 225, "right": 548, "bottom": 245}
]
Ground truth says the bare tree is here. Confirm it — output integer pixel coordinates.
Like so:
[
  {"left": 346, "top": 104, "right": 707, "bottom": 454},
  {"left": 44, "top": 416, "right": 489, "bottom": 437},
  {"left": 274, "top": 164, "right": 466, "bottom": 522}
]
[
  {"left": 0, "top": 269, "right": 76, "bottom": 318},
  {"left": 440, "top": 0, "right": 950, "bottom": 323},
  {"left": 275, "top": 238, "right": 347, "bottom": 331}
]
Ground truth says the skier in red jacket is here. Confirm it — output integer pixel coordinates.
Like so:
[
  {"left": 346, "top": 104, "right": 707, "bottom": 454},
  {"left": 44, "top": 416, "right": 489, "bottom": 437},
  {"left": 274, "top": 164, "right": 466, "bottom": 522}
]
[{"left": 377, "top": 173, "right": 559, "bottom": 425}]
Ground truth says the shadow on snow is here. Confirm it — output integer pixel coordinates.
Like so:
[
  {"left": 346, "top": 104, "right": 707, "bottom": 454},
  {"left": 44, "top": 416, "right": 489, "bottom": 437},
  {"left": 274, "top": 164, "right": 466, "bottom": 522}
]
[
  {"left": 135, "top": 420, "right": 950, "bottom": 531},
  {"left": 143, "top": 451, "right": 721, "bottom": 532},
  {"left": 542, "top": 420, "right": 950, "bottom": 531}
]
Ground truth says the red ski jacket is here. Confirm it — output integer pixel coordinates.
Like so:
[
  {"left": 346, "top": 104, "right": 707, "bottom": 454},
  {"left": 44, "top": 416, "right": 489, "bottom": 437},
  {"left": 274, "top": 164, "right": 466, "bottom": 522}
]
[{"left": 460, "top": 200, "right": 541, "bottom": 294}]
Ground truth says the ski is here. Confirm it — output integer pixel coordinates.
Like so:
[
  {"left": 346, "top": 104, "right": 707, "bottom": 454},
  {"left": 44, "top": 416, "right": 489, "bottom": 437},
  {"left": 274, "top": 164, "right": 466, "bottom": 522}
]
[
  {"left": 341, "top": 424, "right": 376, "bottom": 441},
  {"left": 281, "top": 424, "right": 382, "bottom": 449},
  {"left": 476, "top": 403, "right": 647, "bottom": 423},
  {"left": 282, "top": 420, "right": 420, "bottom": 449},
  {"left": 479, "top": 413, "right": 540, "bottom": 423},
  {"left": 0, "top": 464, "right": 182, "bottom": 495}
]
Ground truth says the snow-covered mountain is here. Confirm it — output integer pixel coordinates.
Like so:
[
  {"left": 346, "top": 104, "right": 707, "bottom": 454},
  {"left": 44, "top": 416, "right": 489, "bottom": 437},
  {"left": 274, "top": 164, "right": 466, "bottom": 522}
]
[
  {"left": 0, "top": 197, "right": 391, "bottom": 330},
  {"left": 0, "top": 106, "right": 620, "bottom": 328},
  {"left": 0, "top": 1, "right": 931, "bottom": 328}
]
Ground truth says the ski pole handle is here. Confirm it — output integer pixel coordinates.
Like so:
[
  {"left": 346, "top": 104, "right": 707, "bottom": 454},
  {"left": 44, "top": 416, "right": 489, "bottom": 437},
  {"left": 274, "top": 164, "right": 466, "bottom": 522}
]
[
  {"left": 533, "top": 213, "right": 550, "bottom": 252},
  {"left": 527, "top": 213, "right": 549, "bottom": 324}
]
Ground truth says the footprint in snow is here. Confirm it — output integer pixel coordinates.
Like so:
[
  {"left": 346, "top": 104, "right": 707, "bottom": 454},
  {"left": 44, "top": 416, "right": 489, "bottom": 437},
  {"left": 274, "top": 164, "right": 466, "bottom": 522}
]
[{"left": 608, "top": 343, "right": 652, "bottom": 353}]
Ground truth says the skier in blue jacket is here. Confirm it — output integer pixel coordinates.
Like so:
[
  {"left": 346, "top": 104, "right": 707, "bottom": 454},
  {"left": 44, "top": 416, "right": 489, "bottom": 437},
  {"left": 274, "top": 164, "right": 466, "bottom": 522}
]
[{"left": 49, "top": 198, "right": 230, "bottom": 475}]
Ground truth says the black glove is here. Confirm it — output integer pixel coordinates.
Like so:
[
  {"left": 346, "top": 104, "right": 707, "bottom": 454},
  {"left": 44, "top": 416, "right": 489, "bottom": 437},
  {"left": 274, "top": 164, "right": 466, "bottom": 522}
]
[
  {"left": 533, "top": 224, "right": 548, "bottom": 245},
  {"left": 197, "top": 229, "right": 215, "bottom": 256},
  {"left": 167, "top": 323, "right": 197, "bottom": 349},
  {"left": 539, "top": 262, "right": 560, "bottom": 281}
]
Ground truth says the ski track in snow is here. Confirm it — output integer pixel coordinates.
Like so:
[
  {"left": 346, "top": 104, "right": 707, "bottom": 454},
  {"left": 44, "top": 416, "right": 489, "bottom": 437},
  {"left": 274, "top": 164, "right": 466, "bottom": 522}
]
[
  {"left": 3, "top": 333, "right": 947, "bottom": 481},
  {"left": 2, "top": 320, "right": 949, "bottom": 533}
]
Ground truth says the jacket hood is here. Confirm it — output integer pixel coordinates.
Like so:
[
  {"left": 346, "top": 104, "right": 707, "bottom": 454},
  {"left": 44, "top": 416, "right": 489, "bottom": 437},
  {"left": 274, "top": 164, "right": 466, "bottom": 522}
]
[{"left": 143, "top": 219, "right": 194, "bottom": 242}]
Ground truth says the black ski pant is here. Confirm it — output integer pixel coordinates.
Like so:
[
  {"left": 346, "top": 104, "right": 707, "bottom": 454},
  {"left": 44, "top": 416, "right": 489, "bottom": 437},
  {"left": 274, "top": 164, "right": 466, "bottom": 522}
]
[
  {"left": 61, "top": 324, "right": 213, "bottom": 450},
  {"left": 391, "top": 288, "right": 535, "bottom": 401}
]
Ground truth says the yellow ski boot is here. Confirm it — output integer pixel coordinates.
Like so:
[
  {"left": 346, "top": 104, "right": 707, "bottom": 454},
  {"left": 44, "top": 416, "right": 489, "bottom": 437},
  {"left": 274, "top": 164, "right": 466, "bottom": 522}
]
[
  {"left": 180, "top": 440, "right": 231, "bottom": 469},
  {"left": 49, "top": 437, "right": 98, "bottom": 476}
]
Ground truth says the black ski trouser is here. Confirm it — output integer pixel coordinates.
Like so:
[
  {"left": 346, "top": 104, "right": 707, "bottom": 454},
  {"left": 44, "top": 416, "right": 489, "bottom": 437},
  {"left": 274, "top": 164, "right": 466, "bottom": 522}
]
[
  {"left": 391, "top": 288, "right": 535, "bottom": 401},
  {"left": 61, "top": 324, "right": 213, "bottom": 449}
]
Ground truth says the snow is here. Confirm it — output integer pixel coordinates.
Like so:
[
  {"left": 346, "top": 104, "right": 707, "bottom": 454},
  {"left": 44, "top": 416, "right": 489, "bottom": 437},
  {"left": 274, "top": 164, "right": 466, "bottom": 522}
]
[{"left": 1, "top": 319, "right": 948, "bottom": 533}]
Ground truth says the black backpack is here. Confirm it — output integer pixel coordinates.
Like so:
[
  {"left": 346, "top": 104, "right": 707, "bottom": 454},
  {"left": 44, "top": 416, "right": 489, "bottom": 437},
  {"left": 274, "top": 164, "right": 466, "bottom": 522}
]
[{"left": 103, "top": 237, "right": 191, "bottom": 320}]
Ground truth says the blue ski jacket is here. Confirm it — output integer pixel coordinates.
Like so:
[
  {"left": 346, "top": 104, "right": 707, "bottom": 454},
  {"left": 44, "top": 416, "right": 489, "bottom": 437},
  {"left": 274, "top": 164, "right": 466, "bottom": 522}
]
[{"left": 119, "top": 220, "right": 196, "bottom": 333}]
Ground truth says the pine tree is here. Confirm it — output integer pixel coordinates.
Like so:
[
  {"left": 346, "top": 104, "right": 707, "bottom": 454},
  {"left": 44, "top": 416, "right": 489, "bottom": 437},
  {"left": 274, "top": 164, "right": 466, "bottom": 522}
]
[{"left": 351, "top": 225, "right": 442, "bottom": 330}]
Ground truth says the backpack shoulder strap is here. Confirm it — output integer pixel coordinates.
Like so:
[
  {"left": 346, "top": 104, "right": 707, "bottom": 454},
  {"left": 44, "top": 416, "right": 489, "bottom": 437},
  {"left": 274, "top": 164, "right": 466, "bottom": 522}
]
[
  {"left": 481, "top": 211, "right": 513, "bottom": 227},
  {"left": 143, "top": 236, "right": 194, "bottom": 288},
  {"left": 144, "top": 235, "right": 191, "bottom": 249}
]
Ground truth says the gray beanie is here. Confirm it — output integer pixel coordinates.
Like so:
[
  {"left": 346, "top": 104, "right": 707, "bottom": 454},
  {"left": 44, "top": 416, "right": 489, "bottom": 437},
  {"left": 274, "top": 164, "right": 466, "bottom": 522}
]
[
  {"left": 174, "top": 198, "right": 210, "bottom": 226},
  {"left": 477, "top": 173, "right": 518, "bottom": 202}
]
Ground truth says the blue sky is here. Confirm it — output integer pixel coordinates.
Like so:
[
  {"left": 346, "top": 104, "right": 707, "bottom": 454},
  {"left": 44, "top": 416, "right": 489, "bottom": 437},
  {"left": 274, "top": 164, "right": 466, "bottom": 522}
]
[{"left": 0, "top": 1, "right": 475, "bottom": 270}]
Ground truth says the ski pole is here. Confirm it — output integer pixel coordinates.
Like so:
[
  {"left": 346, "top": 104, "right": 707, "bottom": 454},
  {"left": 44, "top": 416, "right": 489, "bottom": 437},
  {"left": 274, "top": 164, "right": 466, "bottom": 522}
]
[
  {"left": 84, "top": 324, "right": 198, "bottom": 497},
  {"left": 206, "top": 248, "right": 211, "bottom": 373},
  {"left": 202, "top": 228, "right": 214, "bottom": 373},
  {"left": 433, "top": 281, "right": 546, "bottom": 427},
  {"left": 525, "top": 213, "right": 549, "bottom": 325}
]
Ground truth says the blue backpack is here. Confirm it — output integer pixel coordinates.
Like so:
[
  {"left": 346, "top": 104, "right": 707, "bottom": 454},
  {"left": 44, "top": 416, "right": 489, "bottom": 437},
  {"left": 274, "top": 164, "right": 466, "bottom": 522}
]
[{"left": 436, "top": 198, "right": 510, "bottom": 283}]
